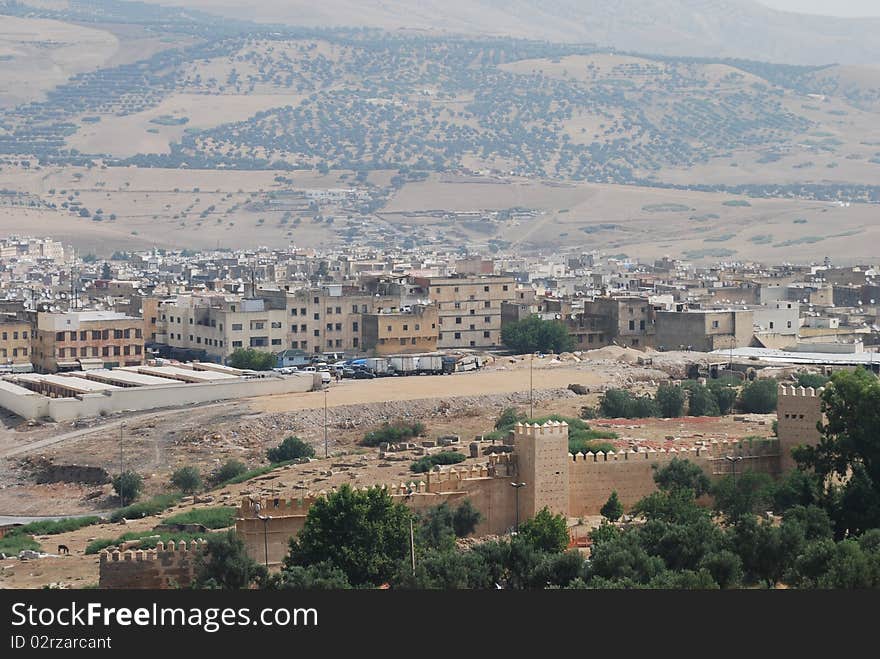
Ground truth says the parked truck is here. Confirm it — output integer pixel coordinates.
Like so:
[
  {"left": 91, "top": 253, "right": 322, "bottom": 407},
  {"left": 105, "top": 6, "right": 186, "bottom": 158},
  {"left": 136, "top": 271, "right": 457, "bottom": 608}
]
[
  {"left": 389, "top": 355, "right": 418, "bottom": 376},
  {"left": 362, "top": 357, "right": 391, "bottom": 376},
  {"left": 416, "top": 355, "right": 444, "bottom": 375}
]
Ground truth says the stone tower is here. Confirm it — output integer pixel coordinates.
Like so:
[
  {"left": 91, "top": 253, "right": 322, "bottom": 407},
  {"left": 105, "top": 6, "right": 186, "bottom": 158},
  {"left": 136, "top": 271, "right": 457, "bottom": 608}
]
[
  {"left": 513, "top": 420, "right": 570, "bottom": 522},
  {"left": 777, "top": 385, "right": 825, "bottom": 472}
]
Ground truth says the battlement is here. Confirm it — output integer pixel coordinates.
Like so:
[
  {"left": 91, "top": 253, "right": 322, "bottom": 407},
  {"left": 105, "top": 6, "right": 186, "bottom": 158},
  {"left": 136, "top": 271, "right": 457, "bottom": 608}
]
[
  {"left": 237, "top": 495, "right": 320, "bottom": 517},
  {"left": 567, "top": 438, "right": 778, "bottom": 464},
  {"left": 779, "top": 385, "right": 825, "bottom": 398},
  {"left": 514, "top": 420, "right": 569, "bottom": 437},
  {"left": 98, "top": 540, "right": 206, "bottom": 589}
]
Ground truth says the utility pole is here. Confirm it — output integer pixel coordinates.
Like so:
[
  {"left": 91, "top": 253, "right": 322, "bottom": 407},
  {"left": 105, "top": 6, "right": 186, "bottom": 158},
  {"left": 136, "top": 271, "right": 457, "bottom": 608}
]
[
  {"left": 529, "top": 352, "right": 534, "bottom": 419},
  {"left": 323, "top": 386, "right": 328, "bottom": 458},
  {"left": 119, "top": 422, "right": 126, "bottom": 506},
  {"left": 725, "top": 455, "right": 743, "bottom": 489}
]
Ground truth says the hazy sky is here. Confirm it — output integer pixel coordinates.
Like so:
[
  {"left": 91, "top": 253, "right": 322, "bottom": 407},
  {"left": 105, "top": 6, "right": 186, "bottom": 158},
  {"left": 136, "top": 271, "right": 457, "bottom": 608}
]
[{"left": 758, "top": 1, "right": 880, "bottom": 16}]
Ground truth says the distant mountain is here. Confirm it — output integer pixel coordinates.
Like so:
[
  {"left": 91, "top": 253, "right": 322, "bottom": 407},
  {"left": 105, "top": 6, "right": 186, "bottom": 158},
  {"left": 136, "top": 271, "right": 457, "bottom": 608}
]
[{"left": 148, "top": 0, "right": 880, "bottom": 65}]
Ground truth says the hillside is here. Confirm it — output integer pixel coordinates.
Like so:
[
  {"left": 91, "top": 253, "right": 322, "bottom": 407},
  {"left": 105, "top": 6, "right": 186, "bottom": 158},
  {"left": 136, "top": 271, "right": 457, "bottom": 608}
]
[{"left": 143, "top": 0, "right": 880, "bottom": 66}]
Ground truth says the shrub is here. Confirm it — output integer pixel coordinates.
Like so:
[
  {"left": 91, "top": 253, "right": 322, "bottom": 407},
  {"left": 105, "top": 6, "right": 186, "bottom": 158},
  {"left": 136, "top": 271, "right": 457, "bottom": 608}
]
[
  {"left": 112, "top": 471, "right": 143, "bottom": 505},
  {"left": 361, "top": 421, "right": 425, "bottom": 447},
  {"left": 266, "top": 436, "right": 315, "bottom": 463},
  {"left": 170, "top": 466, "right": 202, "bottom": 494},
  {"left": 684, "top": 382, "right": 720, "bottom": 417},
  {"left": 228, "top": 348, "right": 276, "bottom": 371},
  {"left": 14, "top": 516, "right": 102, "bottom": 536},
  {"left": 0, "top": 531, "right": 41, "bottom": 555},
  {"left": 212, "top": 460, "right": 247, "bottom": 484},
  {"left": 163, "top": 507, "right": 237, "bottom": 530},
  {"left": 740, "top": 379, "right": 779, "bottom": 414},
  {"left": 495, "top": 407, "right": 526, "bottom": 430},
  {"left": 708, "top": 382, "right": 738, "bottom": 415},
  {"left": 410, "top": 451, "right": 467, "bottom": 473},
  {"left": 795, "top": 373, "right": 829, "bottom": 389},
  {"left": 656, "top": 384, "right": 685, "bottom": 418},
  {"left": 501, "top": 316, "right": 574, "bottom": 354},
  {"left": 517, "top": 507, "right": 569, "bottom": 553}
]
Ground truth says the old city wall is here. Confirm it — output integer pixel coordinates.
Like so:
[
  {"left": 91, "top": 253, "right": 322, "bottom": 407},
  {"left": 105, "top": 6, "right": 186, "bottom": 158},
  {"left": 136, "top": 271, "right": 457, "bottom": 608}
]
[
  {"left": 777, "top": 385, "right": 824, "bottom": 473},
  {"left": 237, "top": 496, "right": 314, "bottom": 566},
  {"left": 99, "top": 540, "right": 205, "bottom": 589}
]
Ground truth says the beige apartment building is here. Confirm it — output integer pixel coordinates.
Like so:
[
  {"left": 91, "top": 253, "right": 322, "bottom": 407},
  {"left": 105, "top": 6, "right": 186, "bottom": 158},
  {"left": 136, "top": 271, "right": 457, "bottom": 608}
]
[
  {"left": 413, "top": 275, "right": 516, "bottom": 349},
  {"left": 655, "top": 308, "right": 754, "bottom": 352},
  {"left": 361, "top": 305, "right": 439, "bottom": 355},
  {"left": 156, "top": 294, "right": 287, "bottom": 363},
  {"left": 0, "top": 317, "right": 32, "bottom": 371},
  {"left": 31, "top": 311, "right": 145, "bottom": 373}
]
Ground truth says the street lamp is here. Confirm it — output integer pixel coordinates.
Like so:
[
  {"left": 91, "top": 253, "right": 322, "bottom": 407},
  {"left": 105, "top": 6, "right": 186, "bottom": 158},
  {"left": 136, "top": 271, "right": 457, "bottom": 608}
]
[
  {"left": 510, "top": 482, "right": 526, "bottom": 533},
  {"left": 253, "top": 501, "right": 270, "bottom": 568},
  {"left": 118, "top": 422, "right": 126, "bottom": 507},
  {"left": 725, "top": 455, "right": 743, "bottom": 488},
  {"left": 323, "top": 386, "right": 328, "bottom": 458}
]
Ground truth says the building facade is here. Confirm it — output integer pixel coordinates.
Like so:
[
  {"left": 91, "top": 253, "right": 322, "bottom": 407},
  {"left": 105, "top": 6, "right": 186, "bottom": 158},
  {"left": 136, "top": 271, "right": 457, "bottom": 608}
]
[
  {"left": 32, "top": 311, "right": 145, "bottom": 373},
  {"left": 361, "top": 305, "right": 439, "bottom": 355}
]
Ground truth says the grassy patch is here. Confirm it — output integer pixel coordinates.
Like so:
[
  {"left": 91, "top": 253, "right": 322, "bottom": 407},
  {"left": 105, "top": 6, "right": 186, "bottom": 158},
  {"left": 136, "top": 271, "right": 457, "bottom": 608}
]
[
  {"left": 0, "top": 532, "right": 41, "bottom": 555},
  {"left": 15, "top": 516, "right": 103, "bottom": 536},
  {"left": 722, "top": 199, "right": 751, "bottom": 207},
  {"left": 704, "top": 233, "right": 736, "bottom": 242},
  {"left": 217, "top": 460, "right": 294, "bottom": 486},
  {"left": 749, "top": 234, "right": 773, "bottom": 245},
  {"left": 642, "top": 203, "right": 692, "bottom": 213},
  {"left": 410, "top": 452, "right": 467, "bottom": 473},
  {"left": 683, "top": 248, "right": 737, "bottom": 259},
  {"left": 163, "top": 507, "right": 237, "bottom": 530},
  {"left": 361, "top": 421, "right": 426, "bottom": 447},
  {"left": 110, "top": 493, "right": 182, "bottom": 523}
]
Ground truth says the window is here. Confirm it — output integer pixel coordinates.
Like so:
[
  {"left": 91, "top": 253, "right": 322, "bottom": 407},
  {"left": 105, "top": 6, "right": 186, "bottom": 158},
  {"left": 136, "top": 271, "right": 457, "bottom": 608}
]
[
  {"left": 251, "top": 321, "right": 265, "bottom": 330},
  {"left": 313, "top": 297, "right": 319, "bottom": 304},
  {"left": 484, "top": 285, "right": 489, "bottom": 292},
  {"left": 135, "top": 329, "right": 142, "bottom": 339},
  {"left": 712, "top": 320, "right": 720, "bottom": 329},
  {"left": 300, "top": 324, "right": 307, "bottom": 332},
  {"left": 301, "top": 308, "right": 306, "bottom": 316},
  {"left": 79, "top": 331, "right": 86, "bottom": 341},
  {"left": 455, "top": 317, "right": 462, "bottom": 324},
  {"left": 314, "top": 330, "right": 320, "bottom": 337},
  {"left": 69, "top": 331, "right": 77, "bottom": 341},
  {"left": 454, "top": 287, "right": 459, "bottom": 293},
  {"left": 56, "top": 332, "right": 65, "bottom": 342},
  {"left": 232, "top": 323, "right": 243, "bottom": 331},
  {"left": 403, "top": 324, "right": 408, "bottom": 331},
  {"left": 335, "top": 307, "right": 341, "bottom": 314},
  {"left": 113, "top": 346, "right": 120, "bottom": 356},
  {"left": 114, "top": 329, "right": 123, "bottom": 339},
  {"left": 271, "top": 322, "right": 282, "bottom": 329},
  {"left": 123, "top": 345, "right": 131, "bottom": 356},
  {"left": 335, "top": 323, "right": 342, "bottom": 331},
  {"left": 483, "top": 331, "right": 490, "bottom": 338},
  {"left": 352, "top": 321, "right": 359, "bottom": 332},
  {"left": 400, "top": 338, "right": 407, "bottom": 345},
  {"left": 629, "top": 320, "right": 635, "bottom": 331},
  {"left": 353, "top": 337, "right": 359, "bottom": 348},
  {"left": 387, "top": 325, "right": 392, "bottom": 332},
  {"left": 271, "top": 339, "right": 282, "bottom": 346},
  {"left": 640, "top": 320, "right": 645, "bottom": 330},
  {"left": 502, "top": 285, "right": 509, "bottom": 291},
  {"left": 415, "top": 324, "right": 420, "bottom": 331},
  {"left": 313, "top": 313, "right": 320, "bottom": 320},
  {"left": 102, "top": 346, "right": 109, "bottom": 357},
  {"left": 454, "top": 332, "right": 461, "bottom": 339},
  {"left": 327, "top": 323, "right": 333, "bottom": 332},
  {"left": 454, "top": 302, "right": 461, "bottom": 309},
  {"left": 134, "top": 345, "right": 142, "bottom": 355},
  {"left": 484, "top": 301, "right": 490, "bottom": 308},
  {"left": 250, "top": 337, "right": 269, "bottom": 347},
  {"left": 232, "top": 341, "right": 242, "bottom": 348},
  {"left": 326, "top": 307, "right": 333, "bottom": 315},
  {"left": 352, "top": 305, "right": 358, "bottom": 314},
  {"left": 770, "top": 321, "right": 775, "bottom": 330},
  {"left": 291, "top": 325, "right": 298, "bottom": 333},
  {"left": 92, "top": 330, "right": 100, "bottom": 340},
  {"left": 291, "top": 308, "right": 298, "bottom": 316},
  {"left": 787, "top": 321, "right": 792, "bottom": 329}
]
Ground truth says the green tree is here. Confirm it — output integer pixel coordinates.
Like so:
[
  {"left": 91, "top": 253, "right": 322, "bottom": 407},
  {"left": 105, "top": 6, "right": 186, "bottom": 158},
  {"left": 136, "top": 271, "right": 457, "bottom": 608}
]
[
  {"left": 739, "top": 379, "right": 778, "bottom": 413},
  {"left": 452, "top": 500, "right": 481, "bottom": 538},
  {"left": 193, "top": 530, "right": 267, "bottom": 590},
  {"left": 272, "top": 561, "right": 351, "bottom": 590},
  {"left": 712, "top": 471, "right": 775, "bottom": 521},
  {"left": 112, "top": 471, "right": 143, "bottom": 506},
  {"left": 495, "top": 407, "right": 526, "bottom": 430},
  {"left": 708, "top": 382, "right": 738, "bottom": 415},
  {"left": 795, "top": 373, "right": 830, "bottom": 389},
  {"left": 793, "top": 369, "right": 880, "bottom": 535},
  {"left": 170, "top": 466, "right": 202, "bottom": 494},
  {"left": 652, "top": 458, "right": 711, "bottom": 498},
  {"left": 501, "top": 316, "right": 575, "bottom": 354},
  {"left": 417, "top": 503, "right": 456, "bottom": 551},
  {"left": 684, "top": 381, "right": 720, "bottom": 416},
  {"left": 517, "top": 507, "right": 569, "bottom": 553},
  {"left": 101, "top": 262, "right": 111, "bottom": 280},
  {"left": 600, "top": 491, "right": 624, "bottom": 522},
  {"left": 699, "top": 550, "right": 744, "bottom": 589},
  {"left": 266, "top": 436, "right": 315, "bottom": 463},
  {"left": 228, "top": 348, "right": 277, "bottom": 370},
  {"left": 655, "top": 384, "right": 685, "bottom": 418},
  {"left": 285, "top": 485, "right": 411, "bottom": 586}
]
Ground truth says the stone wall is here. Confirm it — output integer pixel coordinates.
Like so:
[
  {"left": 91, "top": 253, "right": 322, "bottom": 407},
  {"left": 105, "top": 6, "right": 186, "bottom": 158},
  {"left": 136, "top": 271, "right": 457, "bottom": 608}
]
[
  {"left": 777, "top": 384, "right": 825, "bottom": 472},
  {"left": 99, "top": 540, "right": 205, "bottom": 589}
]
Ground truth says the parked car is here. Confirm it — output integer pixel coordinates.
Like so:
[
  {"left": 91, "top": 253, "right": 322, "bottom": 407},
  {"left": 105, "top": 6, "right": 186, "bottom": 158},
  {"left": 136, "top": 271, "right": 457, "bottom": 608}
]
[
  {"left": 353, "top": 369, "right": 376, "bottom": 379},
  {"left": 320, "top": 371, "right": 332, "bottom": 385},
  {"left": 341, "top": 368, "right": 357, "bottom": 379}
]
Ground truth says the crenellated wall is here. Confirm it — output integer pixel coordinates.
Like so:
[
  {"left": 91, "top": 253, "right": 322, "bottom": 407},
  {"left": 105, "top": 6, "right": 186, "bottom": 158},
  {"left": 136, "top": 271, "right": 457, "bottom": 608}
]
[
  {"left": 777, "top": 385, "right": 825, "bottom": 472},
  {"left": 99, "top": 540, "right": 206, "bottom": 589}
]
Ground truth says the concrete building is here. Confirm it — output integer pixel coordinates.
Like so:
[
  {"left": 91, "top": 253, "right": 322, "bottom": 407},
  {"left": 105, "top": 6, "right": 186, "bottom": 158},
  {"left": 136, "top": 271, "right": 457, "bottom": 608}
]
[
  {"left": 156, "top": 294, "right": 287, "bottom": 363},
  {"left": 569, "top": 296, "right": 655, "bottom": 349},
  {"left": 0, "top": 316, "right": 32, "bottom": 371},
  {"left": 413, "top": 275, "right": 516, "bottom": 349},
  {"left": 361, "top": 304, "right": 439, "bottom": 355},
  {"left": 31, "top": 311, "right": 145, "bottom": 373},
  {"left": 655, "top": 308, "right": 754, "bottom": 352}
]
